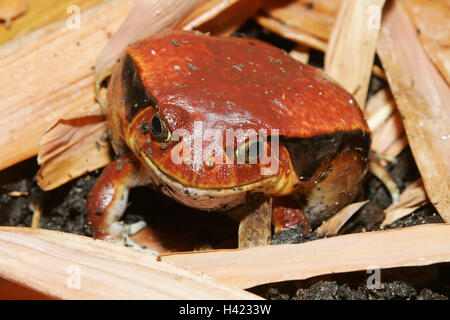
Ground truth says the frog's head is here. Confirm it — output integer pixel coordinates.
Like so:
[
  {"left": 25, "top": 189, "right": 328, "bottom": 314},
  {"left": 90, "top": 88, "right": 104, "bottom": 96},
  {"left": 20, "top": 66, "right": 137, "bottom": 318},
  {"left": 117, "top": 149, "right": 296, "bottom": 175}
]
[{"left": 106, "top": 31, "right": 371, "bottom": 219}]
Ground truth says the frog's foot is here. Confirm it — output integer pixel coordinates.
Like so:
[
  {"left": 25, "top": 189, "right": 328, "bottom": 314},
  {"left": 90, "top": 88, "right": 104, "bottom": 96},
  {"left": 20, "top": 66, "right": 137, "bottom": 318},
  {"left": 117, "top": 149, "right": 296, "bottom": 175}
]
[
  {"left": 272, "top": 197, "right": 311, "bottom": 234},
  {"left": 109, "top": 221, "right": 158, "bottom": 254},
  {"left": 87, "top": 153, "right": 153, "bottom": 251}
]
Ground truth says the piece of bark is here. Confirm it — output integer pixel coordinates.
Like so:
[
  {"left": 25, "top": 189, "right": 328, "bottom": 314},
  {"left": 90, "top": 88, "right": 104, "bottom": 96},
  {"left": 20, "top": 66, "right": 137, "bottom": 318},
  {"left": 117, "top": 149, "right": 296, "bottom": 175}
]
[
  {"left": 325, "top": 0, "right": 386, "bottom": 108},
  {"left": 316, "top": 200, "right": 369, "bottom": 236},
  {"left": 377, "top": 0, "right": 450, "bottom": 222},
  {"left": 238, "top": 194, "right": 272, "bottom": 248},
  {"left": 0, "top": 227, "right": 260, "bottom": 300},
  {"left": 161, "top": 224, "right": 450, "bottom": 289}
]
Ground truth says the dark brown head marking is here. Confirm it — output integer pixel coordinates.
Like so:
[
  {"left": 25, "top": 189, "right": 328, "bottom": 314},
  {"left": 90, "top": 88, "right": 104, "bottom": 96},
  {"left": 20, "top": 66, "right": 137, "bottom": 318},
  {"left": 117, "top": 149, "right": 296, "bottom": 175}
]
[{"left": 121, "top": 54, "right": 158, "bottom": 121}]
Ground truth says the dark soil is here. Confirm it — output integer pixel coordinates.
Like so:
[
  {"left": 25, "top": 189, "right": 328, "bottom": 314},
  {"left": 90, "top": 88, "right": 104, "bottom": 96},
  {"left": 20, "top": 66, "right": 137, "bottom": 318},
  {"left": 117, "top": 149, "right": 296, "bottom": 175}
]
[
  {"left": 0, "top": 159, "right": 239, "bottom": 251},
  {"left": 0, "top": 158, "right": 96, "bottom": 236},
  {"left": 271, "top": 227, "right": 327, "bottom": 245},
  {"left": 251, "top": 264, "right": 449, "bottom": 300},
  {"left": 264, "top": 280, "right": 448, "bottom": 300},
  {"left": 0, "top": 19, "right": 447, "bottom": 299},
  {"left": 264, "top": 146, "right": 447, "bottom": 300}
]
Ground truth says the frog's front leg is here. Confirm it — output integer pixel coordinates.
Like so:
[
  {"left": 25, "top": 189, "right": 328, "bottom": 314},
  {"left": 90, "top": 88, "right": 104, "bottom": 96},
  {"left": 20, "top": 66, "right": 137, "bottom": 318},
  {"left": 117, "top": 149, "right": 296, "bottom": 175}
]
[
  {"left": 87, "top": 153, "right": 152, "bottom": 247},
  {"left": 272, "top": 197, "right": 311, "bottom": 234}
]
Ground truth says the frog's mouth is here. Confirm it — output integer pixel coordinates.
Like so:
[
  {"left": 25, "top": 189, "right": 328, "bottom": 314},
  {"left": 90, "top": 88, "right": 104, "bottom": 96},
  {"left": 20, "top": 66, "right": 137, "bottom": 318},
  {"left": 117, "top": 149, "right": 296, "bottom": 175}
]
[
  {"left": 137, "top": 149, "right": 298, "bottom": 210},
  {"left": 139, "top": 149, "right": 278, "bottom": 195}
]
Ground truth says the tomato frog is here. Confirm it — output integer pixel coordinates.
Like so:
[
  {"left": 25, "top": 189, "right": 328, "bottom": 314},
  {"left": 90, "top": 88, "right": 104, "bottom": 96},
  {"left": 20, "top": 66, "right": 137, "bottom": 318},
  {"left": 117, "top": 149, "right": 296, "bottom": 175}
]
[{"left": 87, "top": 30, "right": 371, "bottom": 249}]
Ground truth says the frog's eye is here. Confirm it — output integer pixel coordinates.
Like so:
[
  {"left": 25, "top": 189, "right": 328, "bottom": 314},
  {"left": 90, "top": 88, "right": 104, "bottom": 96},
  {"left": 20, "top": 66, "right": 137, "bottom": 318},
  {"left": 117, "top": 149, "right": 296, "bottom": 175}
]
[
  {"left": 151, "top": 112, "right": 171, "bottom": 142},
  {"left": 236, "top": 137, "right": 264, "bottom": 164}
]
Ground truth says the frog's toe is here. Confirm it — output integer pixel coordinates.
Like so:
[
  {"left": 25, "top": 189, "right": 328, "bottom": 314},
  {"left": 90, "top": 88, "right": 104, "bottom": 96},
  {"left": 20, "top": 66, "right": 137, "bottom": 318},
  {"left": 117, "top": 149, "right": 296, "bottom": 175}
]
[
  {"left": 110, "top": 221, "right": 159, "bottom": 254},
  {"left": 125, "top": 220, "right": 147, "bottom": 236},
  {"left": 272, "top": 197, "right": 311, "bottom": 234}
]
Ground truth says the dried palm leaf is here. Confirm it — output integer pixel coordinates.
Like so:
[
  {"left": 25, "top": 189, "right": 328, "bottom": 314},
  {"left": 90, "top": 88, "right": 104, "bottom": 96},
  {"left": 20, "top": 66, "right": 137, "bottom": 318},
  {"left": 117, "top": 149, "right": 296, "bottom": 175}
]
[
  {"left": 381, "top": 179, "right": 429, "bottom": 228},
  {"left": 371, "top": 111, "right": 405, "bottom": 154},
  {"left": 0, "top": 190, "right": 28, "bottom": 197},
  {"left": 324, "top": 0, "right": 386, "bottom": 108},
  {"left": 289, "top": 44, "right": 310, "bottom": 64},
  {"left": 316, "top": 200, "right": 369, "bottom": 236},
  {"left": 0, "top": 227, "right": 259, "bottom": 299},
  {"left": 384, "top": 134, "right": 408, "bottom": 158},
  {"left": 261, "top": 0, "right": 341, "bottom": 41},
  {"left": 31, "top": 205, "right": 41, "bottom": 229},
  {"left": 179, "top": 0, "right": 241, "bottom": 29},
  {"left": 0, "top": 0, "right": 108, "bottom": 45},
  {"left": 255, "top": 8, "right": 385, "bottom": 79},
  {"left": 37, "top": 116, "right": 111, "bottom": 191},
  {"left": 369, "top": 159, "right": 400, "bottom": 205},
  {"left": 162, "top": 224, "right": 450, "bottom": 289},
  {"left": 372, "top": 64, "right": 387, "bottom": 80},
  {"left": 402, "top": 0, "right": 450, "bottom": 85},
  {"left": 366, "top": 87, "right": 396, "bottom": 132},
  {"left": 94, "top": 0, "right": 211, "bottom": 102},
  {"left": 0, "top": 0, "right": 135, "bottom": 171},
  {"left": 377, "top": 0, "right": 450, "bottom": 222},
  {"left": 184, "top": 0, "right": 263, "bottom": 36},
  {"left": 254, "top": 14, "right": 327, "bottom": 51},
  {"left": 0, "top": 0, "right": 28, "bottom": 26}
]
